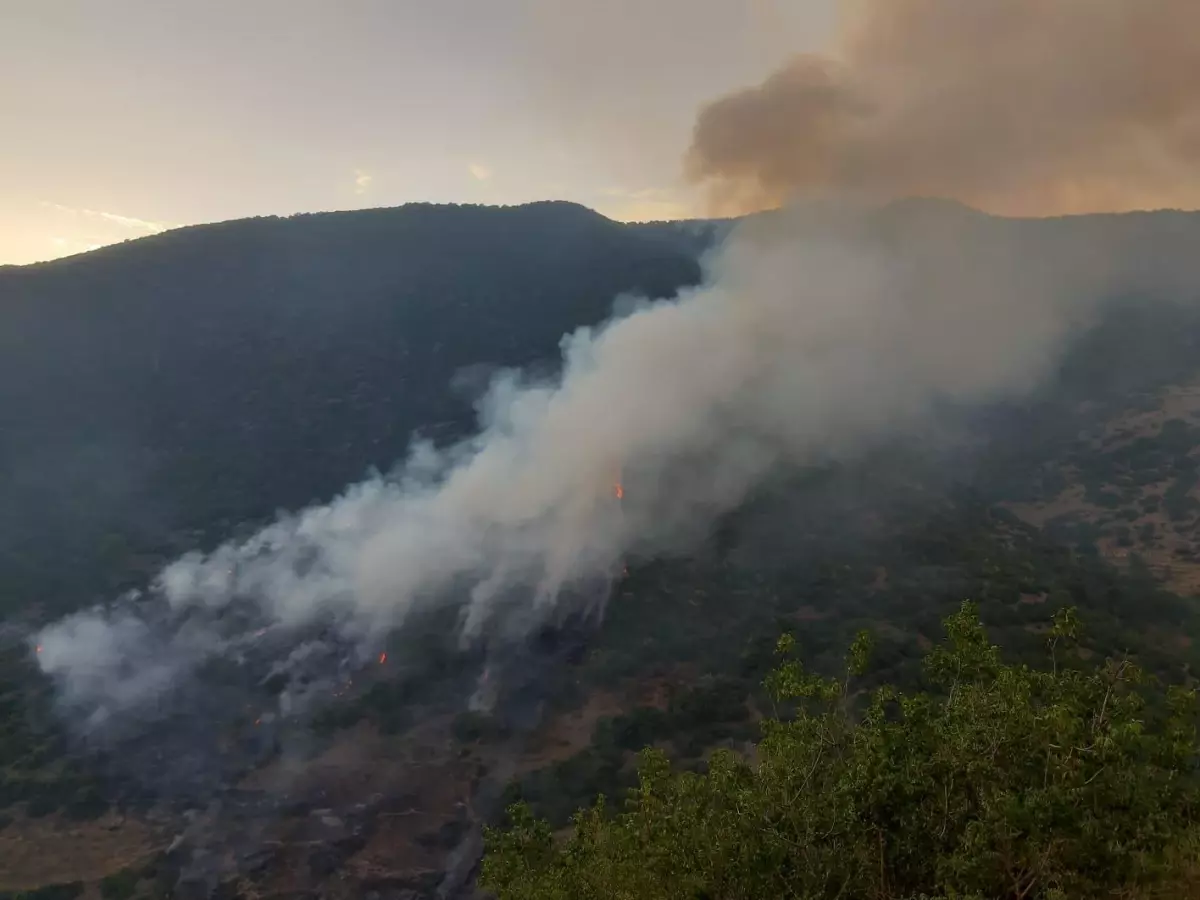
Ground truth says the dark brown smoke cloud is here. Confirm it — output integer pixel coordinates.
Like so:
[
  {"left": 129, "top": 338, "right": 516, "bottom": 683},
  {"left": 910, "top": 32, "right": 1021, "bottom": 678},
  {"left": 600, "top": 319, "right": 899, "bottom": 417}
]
[{"left": 687, "top": 0, "right": 1200, "bottom": 216}]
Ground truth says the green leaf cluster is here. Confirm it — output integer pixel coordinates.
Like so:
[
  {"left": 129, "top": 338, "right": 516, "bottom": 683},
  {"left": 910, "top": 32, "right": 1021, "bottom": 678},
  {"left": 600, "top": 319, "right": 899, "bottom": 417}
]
[{"left": 482, "top": 602, "right": 1200, "bottom": 900}]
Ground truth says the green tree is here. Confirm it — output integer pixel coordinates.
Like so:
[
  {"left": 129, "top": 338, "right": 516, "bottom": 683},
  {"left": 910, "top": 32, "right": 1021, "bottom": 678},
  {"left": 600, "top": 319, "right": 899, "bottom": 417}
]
[
  {"left": 482, "top": 602, "right": 1200, "bottom": 900},
  {"left": 98, "top": 867, "right": 139, "bottom": 900}
]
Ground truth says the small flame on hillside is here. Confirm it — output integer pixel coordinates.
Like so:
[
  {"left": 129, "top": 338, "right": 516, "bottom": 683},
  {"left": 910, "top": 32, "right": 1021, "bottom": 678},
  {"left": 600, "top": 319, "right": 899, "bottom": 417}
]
[{"left": 378, "top": 652, "right": 387, "bottom": 665}]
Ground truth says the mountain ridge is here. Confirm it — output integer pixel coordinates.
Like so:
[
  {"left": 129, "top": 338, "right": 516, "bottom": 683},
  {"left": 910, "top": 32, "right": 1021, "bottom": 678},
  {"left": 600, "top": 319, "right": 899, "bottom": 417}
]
[{"left": 2, "top": 200, "right": 717, "bottom": 272}]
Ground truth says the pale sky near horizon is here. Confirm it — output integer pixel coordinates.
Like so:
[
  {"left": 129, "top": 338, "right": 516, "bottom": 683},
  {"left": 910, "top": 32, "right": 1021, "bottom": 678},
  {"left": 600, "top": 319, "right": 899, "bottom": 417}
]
[{"left": 0, "top": 0, "right": 837, "bottom": 264}]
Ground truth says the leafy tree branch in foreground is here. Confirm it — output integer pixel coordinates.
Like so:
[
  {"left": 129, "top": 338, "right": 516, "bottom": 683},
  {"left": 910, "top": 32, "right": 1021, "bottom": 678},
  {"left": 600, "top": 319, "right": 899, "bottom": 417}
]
[{"left": 482, "top": 602, "right": 1200, "bottom": 900}]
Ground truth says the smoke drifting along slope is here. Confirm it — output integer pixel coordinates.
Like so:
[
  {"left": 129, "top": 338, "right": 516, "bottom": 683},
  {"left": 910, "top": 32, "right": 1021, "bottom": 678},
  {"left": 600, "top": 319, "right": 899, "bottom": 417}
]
[
  {"left": 688, "top": 0, "right": 1200, "bottom": 216},
  {"left": 35, "top": 200, "right": 1200, "bottom": 728}
]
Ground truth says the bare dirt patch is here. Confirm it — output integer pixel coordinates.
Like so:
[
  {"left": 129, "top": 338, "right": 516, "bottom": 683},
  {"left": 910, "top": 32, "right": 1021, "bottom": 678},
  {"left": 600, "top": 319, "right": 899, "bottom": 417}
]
[
  {"left": 1007, "top": 482, "right": 1200, "bottom": 595},
  {"left": 1003, "top": 387, "right": 1200, "bottom": 596},
  {"left": 0, "top": 811, "right": 164, "bottom": 890},
  {"left": 509, "top": 690, "right": 625, "bottom": 776},
  {"left": 1003, "top": 484, "right": 1093, "bottom": 529},
  {"left": 1097, "top": 385, "right": 1200, "bottom": 446}
]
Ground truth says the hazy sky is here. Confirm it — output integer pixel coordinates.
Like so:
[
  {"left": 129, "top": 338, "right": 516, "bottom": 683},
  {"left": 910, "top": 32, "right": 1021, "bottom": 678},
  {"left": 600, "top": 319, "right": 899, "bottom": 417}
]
[{"left": 1, "top": 0, "right": 836, "bottom": 264}]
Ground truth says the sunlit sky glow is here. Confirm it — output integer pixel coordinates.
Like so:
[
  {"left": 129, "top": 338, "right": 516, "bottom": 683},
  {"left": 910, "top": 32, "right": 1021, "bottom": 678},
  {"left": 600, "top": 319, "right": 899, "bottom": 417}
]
[{"left": 0, "top": 0, "right": 836, "bottom": 264}]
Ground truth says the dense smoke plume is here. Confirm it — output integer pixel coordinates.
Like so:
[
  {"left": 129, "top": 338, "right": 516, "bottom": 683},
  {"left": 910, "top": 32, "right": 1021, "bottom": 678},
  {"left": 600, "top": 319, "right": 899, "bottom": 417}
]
[
  {"left": 35, "top": 198, "right": 1200, "bottom": 726},
  {"left": 688, "top": 0, "right": 1200, "bottom": 216}
]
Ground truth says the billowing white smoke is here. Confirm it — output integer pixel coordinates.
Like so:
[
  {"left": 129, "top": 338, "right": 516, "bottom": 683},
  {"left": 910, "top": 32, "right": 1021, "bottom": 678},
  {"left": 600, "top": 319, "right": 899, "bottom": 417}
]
[{"left": 34, "top": 200, "right": 1200, "bottom": 725}]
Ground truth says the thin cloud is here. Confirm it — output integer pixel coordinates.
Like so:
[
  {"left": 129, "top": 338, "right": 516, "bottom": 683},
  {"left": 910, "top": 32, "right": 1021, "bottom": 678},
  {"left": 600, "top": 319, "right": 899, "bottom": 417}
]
[
  {"left": 95, "top": 210, "right": 168, "bottom": 232},
  {"left": 51, "top": 236, "right": 102, "bottom": 253},
  {"left": 41, "top": 201, "right": 170, "bottom": 233}
]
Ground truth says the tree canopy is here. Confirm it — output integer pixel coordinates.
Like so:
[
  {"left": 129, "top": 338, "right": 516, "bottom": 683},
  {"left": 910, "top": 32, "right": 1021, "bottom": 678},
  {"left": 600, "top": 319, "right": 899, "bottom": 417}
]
[{"left": 482, "top": 602, "right": 1200, "bottom": 900}]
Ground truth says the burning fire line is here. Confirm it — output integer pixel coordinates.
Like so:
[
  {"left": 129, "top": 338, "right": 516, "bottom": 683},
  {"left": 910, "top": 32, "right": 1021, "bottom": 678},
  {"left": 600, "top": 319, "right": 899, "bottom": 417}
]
[{"left": 614, "top": 472, "right": 628, "bottom": 579}]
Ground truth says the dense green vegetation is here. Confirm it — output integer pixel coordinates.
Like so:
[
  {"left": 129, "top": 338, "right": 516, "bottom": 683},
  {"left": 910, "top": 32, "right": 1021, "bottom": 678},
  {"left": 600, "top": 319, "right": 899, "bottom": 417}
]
[
  {"left": 483, "top": 603, "right": 1200, "bottom": 900},
  {"left": 97, "top": 867, "right": 139, "bottom": 900}
]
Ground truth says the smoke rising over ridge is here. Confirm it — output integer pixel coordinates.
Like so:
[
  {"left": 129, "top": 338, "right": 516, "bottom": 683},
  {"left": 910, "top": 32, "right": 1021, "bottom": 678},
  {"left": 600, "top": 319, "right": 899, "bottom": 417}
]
[
  {"left": 688, "top": 0, "right": 1200, "bottom": 216},
  {"left": 35, "top": 200, "right": 1200, "bottom": 727}
]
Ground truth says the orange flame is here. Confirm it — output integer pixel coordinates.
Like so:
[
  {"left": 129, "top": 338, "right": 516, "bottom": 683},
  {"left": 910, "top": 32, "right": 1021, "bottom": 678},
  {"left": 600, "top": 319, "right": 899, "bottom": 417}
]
[
  {"left": 378, "top": 652, "right": 387, "bottom": 665},
  {"left": 35, "top": 645, "right": 42, "bottom": 654}
]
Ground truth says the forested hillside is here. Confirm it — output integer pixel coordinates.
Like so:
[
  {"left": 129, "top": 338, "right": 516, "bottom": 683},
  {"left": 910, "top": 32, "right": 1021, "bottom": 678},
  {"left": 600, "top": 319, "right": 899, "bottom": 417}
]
[
  {"left": 8, "top": 202, "right": 1200, "bottom": 898},
  {"left": 0, "top": 202, "right": 705, "bottom": 615}
]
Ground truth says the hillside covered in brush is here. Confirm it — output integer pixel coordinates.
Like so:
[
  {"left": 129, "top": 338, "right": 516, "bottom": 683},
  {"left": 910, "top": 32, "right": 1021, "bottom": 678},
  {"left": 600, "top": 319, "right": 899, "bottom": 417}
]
[
  {"left": 0, "top": 202, "right": 707, "bottom": 616},
  {"left": 7, "top": 202, "right": 1200, "bottom": 898}
]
